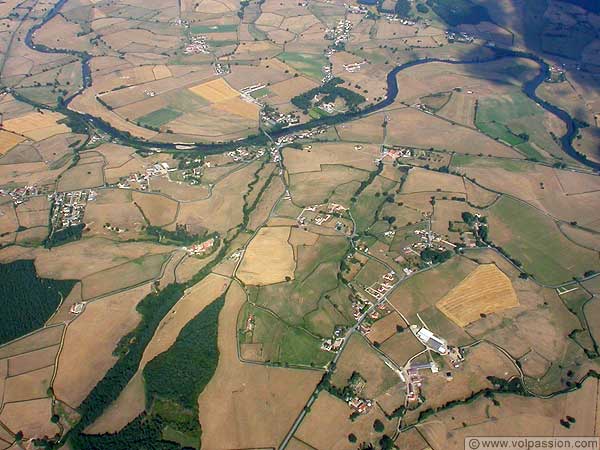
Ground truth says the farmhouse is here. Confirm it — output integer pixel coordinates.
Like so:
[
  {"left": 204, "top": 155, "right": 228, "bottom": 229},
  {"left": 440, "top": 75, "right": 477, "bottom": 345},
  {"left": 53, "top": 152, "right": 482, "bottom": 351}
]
[{"left": 411, "top": 325, "right": 448, "bottom": 354}]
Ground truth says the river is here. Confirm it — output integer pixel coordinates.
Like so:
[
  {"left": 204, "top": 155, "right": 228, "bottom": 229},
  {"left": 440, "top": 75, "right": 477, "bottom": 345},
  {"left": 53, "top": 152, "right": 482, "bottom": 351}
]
[{"left": 21, "top": 3, "right": 599, "bottom": 171}]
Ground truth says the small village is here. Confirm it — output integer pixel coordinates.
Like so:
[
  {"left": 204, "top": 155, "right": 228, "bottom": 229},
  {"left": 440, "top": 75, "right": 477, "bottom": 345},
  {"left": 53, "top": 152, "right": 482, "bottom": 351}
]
[
  {"left": 182, "top": 236, "right": 216, "bottom": 256},
  {"left": 0, "top": 184, "right": 49, "bottom": 205},
  {"left": 48, "top": 189, "right": 97, "bottom": 231},
  {"left": 116, "top": 162, "right": 173, "bottom": 190},
  {"left": 184, "top": 34, "right": 210, "bottom": 55}
]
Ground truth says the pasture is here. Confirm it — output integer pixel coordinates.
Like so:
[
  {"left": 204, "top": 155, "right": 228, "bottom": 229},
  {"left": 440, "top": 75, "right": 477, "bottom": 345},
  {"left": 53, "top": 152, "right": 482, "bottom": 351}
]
[{"left": 488, "top": 196, "right": 599, "bottom": 285}]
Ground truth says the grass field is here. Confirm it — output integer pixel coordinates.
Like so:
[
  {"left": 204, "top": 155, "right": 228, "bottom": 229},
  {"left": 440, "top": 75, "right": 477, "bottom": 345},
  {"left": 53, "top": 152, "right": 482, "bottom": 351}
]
[
  {"left": 278, "top": 52, "right": 328, "bottom": 81},
  {"left": 475, "top": 90, "right": 562, "bottom": 160},
  {"left": 488, "top": 197, "right": 599, "bottom": 285},
  {"left": 138, "top": 108, "right": 182, "bottom": 128},
  {"left": 189, "top": 24, "right": 237, "bottom": 33},
  {"left": 436, "top": 264, "right": 519, "bottom": 327}
]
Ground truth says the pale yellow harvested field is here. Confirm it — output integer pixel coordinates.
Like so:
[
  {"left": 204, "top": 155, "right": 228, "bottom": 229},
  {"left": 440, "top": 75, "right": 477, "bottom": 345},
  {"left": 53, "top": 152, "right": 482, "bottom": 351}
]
[
  {"left": 0, "top": 398, "right": 59, "bottom": 439},
  {"left": 436, "top": 264, "right": 519, "bottom": 327},
  {"left": 237, "top": 226, "right": 295, "bottom": 285},
  {"left": 6, "top": 344, "right": 59, "bottom": 377},
  {"left": 189, "top": 78, "right": 239, "bottom": 103},
  {"left": 131, "top": 191, "right": 178, "bottom": 226},
  {"left": 0, "top": 130, "right": 25, "bottom": 154},
  {"left": 438, "top": 91, "right": 477, "bottom": 126},
  {"left": 213, "top": 97, "right": 259, "bottom": 120},
  {"left": 152, "top": 64, "right": 172, "bottom": 80},
  {"left": 283, "top": 142, "right": 379, "bottom": 174},
  {"left": 53, "top": 283, "right": 151, "bottom": 407},
  {"left": 3, "top": 365, "right": 53, "bottom": 403},
  {"left": 0, "top": 325, "right": 64, "bottom": 360},
  {"left": 402, "top": 167, "right": 466, "bottom": 193},
  {"left": 2, "top": 111, "right": 70, "bottom": 141}
]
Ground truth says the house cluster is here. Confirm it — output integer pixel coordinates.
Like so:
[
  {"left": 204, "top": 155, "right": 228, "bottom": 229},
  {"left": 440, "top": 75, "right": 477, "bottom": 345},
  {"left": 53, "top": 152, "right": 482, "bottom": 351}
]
[
  {"left": 345, "top": 3, "right": 368, "bottom": 14},
  {"left": 321, "top": 326, "right": 345, "bottom": 352},
  {"left": 547, "top": 65, "right": 566, "bottom": 82},
  {"left": 382, "top": 14, "right": 415, "bottom": 24},
  {"left": 411, "top": 325, "right": 448, "bottom": 354},
  {"left": 184, "top": 35, "right": 210, "bottom": 54},
  {"left": 349, "top": 397, "right": 372, "bottom": 414},
  {"left": 1, "top": 185, "right": 44, "bottom": 205},
  {"left": 229, "top": 248, "right": 244, "bottom": 261},
  {"left": 49, "top": 189, "right": 97, "bottom": 231},
  {"left": 344, "top": 61, "right": 367, "bottom": 73},
  {"left": 322, "top": 64, "right": 333, "bottom": 83},
  {"left": 116, "top": 162, "right": 172, "bottom": 190},
  {"left": 240, "top": 84, "right": 267, "bottom": 107},
  {"left": 364, "top": 271, "right": 397, "bottom": 301},
  {"left": 445, "top": 31, "right": 474, "bottom": 43},
  {"left": 297, "top": 202, "right": 348, "bottom": 230},
  {"left": 69, "top": 302, "right": 86, "bottom": 315},
  {"left": 274, "top": 125, "right": 328, "bottom": 147},
  {"left": 103, "top": 222, "right": 127, "bottom": 234},
  {"left": 172, "top": 18, "right": 189, "bottom": 28},
  {"left": 324, "top": 19, "right": 352, "bottom": 47},
  {"left": 227, "top": 147, "right": 265, "bottom": 162},
  {"left": 214, "top": 62, "right": 230, "bottom": 75},
  {"left": 346, "top": 372, "right": 373, "bottom": 415},
  {"left": 260, "top": 107, "right": 300, "bottom": 128},
  {"left": 349, "top": 291, "right": 388, "bottom": 328},
  {"left": 182, "top": 237, "right": 215, "bottom": 256},
  {"left": 144, "top": 89, "right": 156, "bottom": 97},
  {"left": 402, "top": 228, "right": 453, "bottom": 257},
  {"left": 384, "top": 146, "right": 412, "bottom": 160},
  {"left": 245, "top": 313, "right": 255, "bottom": 332},
  {"left": 401, "top": 361, "right": 438, "bottom": 403}
]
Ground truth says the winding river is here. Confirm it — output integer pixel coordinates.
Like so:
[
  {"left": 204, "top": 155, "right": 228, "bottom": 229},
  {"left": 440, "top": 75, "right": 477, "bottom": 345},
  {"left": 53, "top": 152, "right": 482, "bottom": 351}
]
[{"left": 21, "top": 1, "right": 600, "bottom": 171}]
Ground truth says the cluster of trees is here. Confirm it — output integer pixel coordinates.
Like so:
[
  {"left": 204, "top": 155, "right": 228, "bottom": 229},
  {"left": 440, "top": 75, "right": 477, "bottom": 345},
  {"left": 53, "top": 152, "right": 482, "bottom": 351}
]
[
  {"left": 146, "top": 224, "right": 202, "bottom": 245},
  {"left": 424, "top": 0, "right": 490, "bottom": 26},
  {"left": 67, "top": 241, "right": 228, "bottom": 449},
  {"left": 72, "top": 282, "right": 188, "bottom": 440},
  {"left": 144, "top": 296, "right": 224, "bottom": 435},
  {"left": 461, "top": 212, "right": 489, "bottom": 243},
  {"left": 291, "top": 77, "right": 366, "bottom": 112},
  {"left": 352, "top": 162, "right": 384, "bottom": 201},
  {"left": 394, "top": 0, "right": 410, "bottom": 16},
  {"left": 44, "top": 223, "right": 85, "bottom": 248},
  {"left": 420, "top": 248, "right": 453, "bottom": 264},
  {"left": 73, "top": 414, "right": 180, "bottom": 450},
  {"left": 0, "top": 260, "right": 76, "bottom": 345}
]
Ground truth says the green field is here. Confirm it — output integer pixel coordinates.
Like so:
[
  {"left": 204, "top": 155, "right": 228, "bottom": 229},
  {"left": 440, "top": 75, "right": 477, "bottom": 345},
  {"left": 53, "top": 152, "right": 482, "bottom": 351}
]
[
  {"left": 278, "top": 52, "right": 328, "bottom": 81},
  {"left": 350, "top": 175, "right": 396, "bottom": 232},
  {"left": 190, "top": 24, "right": 238, "bottom": 33},
  {"left": 242, "top": 304, "right": 333, "bottom": 367},
  {"left": 138, "top": 108, "right": 182, "bottom": 128},
  {"left": 249, "top": 87, "right": 270, "bottom": 99},
  {"left": 208, "top": 39, "right": 238, "bottom": 48},
  {"left": 475, "top": 90, "right": 562, "bottom": 160},
  {"left": 450, "top": 154, "right": 531, "bottom": 173},
  {"left": 488, "top": 196, "right": 599, "bottom": 285}
]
